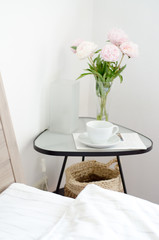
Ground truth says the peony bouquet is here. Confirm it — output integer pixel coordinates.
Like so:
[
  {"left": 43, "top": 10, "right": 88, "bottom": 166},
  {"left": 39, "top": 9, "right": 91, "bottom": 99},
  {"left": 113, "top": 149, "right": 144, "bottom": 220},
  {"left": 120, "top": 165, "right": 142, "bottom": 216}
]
[{"left": 71, "top": 28, "right": 138, "bottom": 121}]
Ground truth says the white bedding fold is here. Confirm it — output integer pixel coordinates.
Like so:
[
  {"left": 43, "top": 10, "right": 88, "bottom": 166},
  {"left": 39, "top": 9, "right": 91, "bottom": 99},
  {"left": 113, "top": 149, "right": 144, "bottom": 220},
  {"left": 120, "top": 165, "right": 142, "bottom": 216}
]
[
  {"left": 41, "top": 184, "right": 159, "bottom": 240},
  {"left": 1, "top": 183, "right": 159, "bottom": 240},
  {"left": 0, "top": 183, "right": 73, "bottom": 240}
]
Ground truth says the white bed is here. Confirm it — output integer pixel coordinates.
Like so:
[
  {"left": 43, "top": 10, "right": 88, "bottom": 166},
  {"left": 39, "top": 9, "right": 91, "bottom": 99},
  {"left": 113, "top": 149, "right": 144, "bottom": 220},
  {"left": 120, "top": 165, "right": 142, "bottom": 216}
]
[
  {"left": 0, "top": 73, "right": 159, "bottom": 240},
  {"left": 0, "top": 183, "right": 159, "bottom": 240},
  {"left": 0, "top": 183, "right": 73, "bottom": 239}
]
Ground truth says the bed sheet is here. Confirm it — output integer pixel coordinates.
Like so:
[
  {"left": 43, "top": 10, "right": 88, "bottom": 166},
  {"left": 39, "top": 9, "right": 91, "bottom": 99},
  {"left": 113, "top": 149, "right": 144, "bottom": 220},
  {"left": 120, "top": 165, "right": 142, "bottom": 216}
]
[
  {"left": 41, "top": 184, "right": 159, "bottom": 240},
  {"left": 1, "top": 183, "right": 159, "bottom": 240},
  {"left": 0, "top": 183, "right": 73, "bottom": 240}
]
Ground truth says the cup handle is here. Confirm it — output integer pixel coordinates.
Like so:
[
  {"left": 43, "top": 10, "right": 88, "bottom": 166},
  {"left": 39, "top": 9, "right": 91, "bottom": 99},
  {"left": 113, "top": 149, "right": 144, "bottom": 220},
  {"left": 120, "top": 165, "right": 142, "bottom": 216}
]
[{"left": 112, "top": 125, "right": 119, "bottom": 135}]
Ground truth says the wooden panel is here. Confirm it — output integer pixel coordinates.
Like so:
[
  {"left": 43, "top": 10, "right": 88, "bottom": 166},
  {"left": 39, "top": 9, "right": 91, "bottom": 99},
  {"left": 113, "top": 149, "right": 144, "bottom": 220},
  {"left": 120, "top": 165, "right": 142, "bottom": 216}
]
[
  {"left": 0, "top": 119, "right": 14, "bottom": 192},
  {"left": 0, "top": 73, "right": 24, "bottom": 189}
]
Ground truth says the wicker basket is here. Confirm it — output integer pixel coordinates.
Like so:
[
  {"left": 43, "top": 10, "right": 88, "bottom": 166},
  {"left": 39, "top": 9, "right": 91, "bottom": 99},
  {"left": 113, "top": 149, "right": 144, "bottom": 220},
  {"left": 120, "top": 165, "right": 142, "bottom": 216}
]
[{"left": 64, "top": 158, "right": 123, "bottom": 198}]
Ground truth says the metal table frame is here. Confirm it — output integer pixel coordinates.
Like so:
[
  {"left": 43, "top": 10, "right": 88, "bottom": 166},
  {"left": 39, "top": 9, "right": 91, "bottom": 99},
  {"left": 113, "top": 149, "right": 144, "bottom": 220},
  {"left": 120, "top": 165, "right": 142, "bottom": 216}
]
[{"left": 33, "top": 118, "right": 153, "bottom": 194}]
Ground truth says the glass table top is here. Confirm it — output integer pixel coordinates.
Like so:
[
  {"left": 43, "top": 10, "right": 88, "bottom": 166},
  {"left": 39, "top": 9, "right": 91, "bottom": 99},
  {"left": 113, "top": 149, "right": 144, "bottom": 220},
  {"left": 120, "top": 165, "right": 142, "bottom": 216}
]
[{"left": 33, "top": 117, "right": 153, "bottom": 157}]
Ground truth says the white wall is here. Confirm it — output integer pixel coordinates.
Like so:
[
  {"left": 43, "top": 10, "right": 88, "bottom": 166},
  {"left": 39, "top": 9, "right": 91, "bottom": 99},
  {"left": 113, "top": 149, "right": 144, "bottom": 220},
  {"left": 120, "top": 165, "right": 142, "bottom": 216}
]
[
  {"left": 0, "top": 0, "right": 93, "bottom": 187},
  {"left": 0, "top": 0, "right": 159, "bottom": 204},
  {"left": 91, "top": 0, "right": 159, "bottom": 203}
]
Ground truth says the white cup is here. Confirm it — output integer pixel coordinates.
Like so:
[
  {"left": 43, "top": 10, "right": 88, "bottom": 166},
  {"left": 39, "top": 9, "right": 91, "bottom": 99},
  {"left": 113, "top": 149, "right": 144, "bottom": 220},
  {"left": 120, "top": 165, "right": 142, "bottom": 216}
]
[{"left": 86, "top": 120, "right": 119, "bottom": 144}]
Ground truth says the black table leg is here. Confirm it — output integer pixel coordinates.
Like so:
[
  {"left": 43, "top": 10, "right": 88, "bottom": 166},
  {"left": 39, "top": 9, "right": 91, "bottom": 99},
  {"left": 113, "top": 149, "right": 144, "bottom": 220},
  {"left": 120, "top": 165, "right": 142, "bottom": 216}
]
[
  {"left": 55, "top": 156, "right": 68, "bottom": 193},
  {"left": 82, "top": 156, "right": 85, "bottom": 161},
  {"left": 116, "top": 156, "right": 127, "bottom": 194}
]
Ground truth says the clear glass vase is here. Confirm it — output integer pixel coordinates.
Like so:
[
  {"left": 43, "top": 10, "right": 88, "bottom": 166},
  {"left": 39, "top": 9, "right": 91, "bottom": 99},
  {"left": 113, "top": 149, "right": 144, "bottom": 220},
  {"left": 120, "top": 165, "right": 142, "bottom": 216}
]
[{"left": 96, "top": 80, "right": 112, "bottom": 121}]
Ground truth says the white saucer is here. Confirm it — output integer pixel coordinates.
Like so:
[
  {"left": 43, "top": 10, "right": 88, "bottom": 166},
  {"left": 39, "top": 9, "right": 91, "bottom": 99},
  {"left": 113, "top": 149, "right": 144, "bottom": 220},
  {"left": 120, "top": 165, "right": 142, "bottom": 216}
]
[{"left": 78, "top": 132, "right": 120, "bottom": 148}]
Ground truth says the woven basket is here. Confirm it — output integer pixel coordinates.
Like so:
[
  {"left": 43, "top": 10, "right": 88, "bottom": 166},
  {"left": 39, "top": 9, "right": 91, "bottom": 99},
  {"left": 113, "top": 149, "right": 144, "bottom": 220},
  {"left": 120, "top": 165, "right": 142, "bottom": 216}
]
[{"left": 64, "top": 158, "right": 123, "bottom": 198}]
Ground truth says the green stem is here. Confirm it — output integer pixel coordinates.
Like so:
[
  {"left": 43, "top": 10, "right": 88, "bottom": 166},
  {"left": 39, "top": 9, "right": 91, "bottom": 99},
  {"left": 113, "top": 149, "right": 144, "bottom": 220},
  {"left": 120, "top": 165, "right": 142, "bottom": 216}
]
[
  {"left": 104, "top": 93, "right": 109, "bottom": 121},
  {"left": 117, "top": 53, "right": 124, "bottom": 70},
  {"left": 97, "top": 92, "right": 109, "bottom": 121},
  {"left": 88, "top": 56, "right": 97, "bottom": 71}
]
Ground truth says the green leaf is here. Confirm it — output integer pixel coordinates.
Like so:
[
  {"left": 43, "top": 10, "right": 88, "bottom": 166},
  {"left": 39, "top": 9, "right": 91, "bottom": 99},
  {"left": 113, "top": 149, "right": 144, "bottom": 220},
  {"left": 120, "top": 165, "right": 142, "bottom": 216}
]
[
  {"left": 93, "top": 57, "right": 98, "bottom": 63},
  {"left": 71, "top": 46, "right": 77, "bottom": 50},
  {"left": 102, "top": 72, "right": 107, "bottom": 82},
  {"left": 94, "top": 49, "right": 101, "bottom": 54},
  {"left": 95, "top": 55, "right": 105, "bottom": 75},
  {"left": 84, "top": 68, "right": 93, "bottom": 72},
  {"left": 119, "top": 74, "right": 123, "bottom": 83},
  {"left": 117, "top": 64, "right": 126, "bottom": 75},
  {"left": 103, "top": 61, "right": 107, "bottom": 74},
  {"left": 112, "top": 64, "right": 126, "bottom": 79},
  {"left": 76, "top": 72, "right": 92, "bottom": 80},
  {"left": 88, "top": 63, "right": 94, "bottom": 70},
  {"left": 96, "top": 54, "right": 101, "bottom": 64},
  {"left": 90, "top": 69, "right": 103, "bottom": 82}
]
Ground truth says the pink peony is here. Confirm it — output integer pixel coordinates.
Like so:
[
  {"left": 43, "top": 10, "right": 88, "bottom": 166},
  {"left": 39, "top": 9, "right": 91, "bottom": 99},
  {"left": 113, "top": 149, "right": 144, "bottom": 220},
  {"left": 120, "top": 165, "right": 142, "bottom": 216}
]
[
  {"left": 120, "top": 41, "right": 139, "bottom": 58},
  {"left": 76, "top": 41, "right": 97, "bottom": 59},
  {"left": 107, "top": 28, "right": 128, "bottom": 46},
  {"left": 100, "top": 44, "right": 120, "bottom": 62},
  {"left": 71, "top": 39, "right": 83, "bottom": 53}
]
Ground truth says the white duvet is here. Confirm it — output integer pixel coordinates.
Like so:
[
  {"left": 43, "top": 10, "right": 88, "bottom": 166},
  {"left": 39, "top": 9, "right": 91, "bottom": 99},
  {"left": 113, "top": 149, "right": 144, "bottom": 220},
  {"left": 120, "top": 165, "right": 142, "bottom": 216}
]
[
  {"left": 0, "top": 183, "right": 159, "bottom": 240},
  {"left": 0, "top": 183, "right": 73, "bottom": 240},
  {"left": 41, "top": 184, "right": 159, "bottom": 240}
]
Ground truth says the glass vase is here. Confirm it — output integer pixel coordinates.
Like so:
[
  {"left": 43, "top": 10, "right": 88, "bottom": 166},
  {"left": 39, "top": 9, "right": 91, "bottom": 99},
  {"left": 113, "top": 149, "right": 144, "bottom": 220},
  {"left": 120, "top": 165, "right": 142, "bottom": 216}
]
[{"left": 96, "top": 80, "right": 112, "bottom": 121}]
